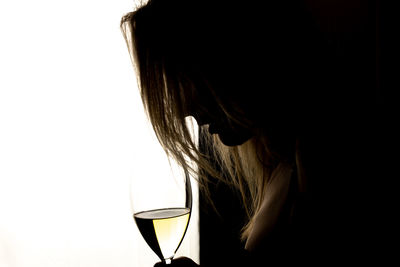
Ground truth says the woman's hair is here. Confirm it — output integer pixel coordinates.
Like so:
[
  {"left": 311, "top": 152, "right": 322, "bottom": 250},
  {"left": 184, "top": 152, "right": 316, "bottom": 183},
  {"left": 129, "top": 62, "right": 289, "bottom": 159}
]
[{"left": 121, "top": 0, "right": 324, "bottom": 239}]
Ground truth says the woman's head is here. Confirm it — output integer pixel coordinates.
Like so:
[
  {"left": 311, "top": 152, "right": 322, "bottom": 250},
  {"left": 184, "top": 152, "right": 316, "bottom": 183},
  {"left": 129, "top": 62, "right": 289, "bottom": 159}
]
[{"left": 121, "top": 0, "right": 324, "bottom": 238}]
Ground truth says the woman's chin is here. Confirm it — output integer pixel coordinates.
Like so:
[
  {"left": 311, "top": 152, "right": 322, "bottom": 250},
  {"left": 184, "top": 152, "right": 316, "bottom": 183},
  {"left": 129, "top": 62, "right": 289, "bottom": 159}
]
[{"left": 217, "top": 132, "right": 253, "bottom": 147}]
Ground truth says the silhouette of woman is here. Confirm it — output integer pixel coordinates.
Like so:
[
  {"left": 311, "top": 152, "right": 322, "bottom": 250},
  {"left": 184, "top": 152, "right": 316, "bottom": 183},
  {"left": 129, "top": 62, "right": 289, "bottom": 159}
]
[{"left": 121, "top": 0, "right": 382, "bottom": 266}]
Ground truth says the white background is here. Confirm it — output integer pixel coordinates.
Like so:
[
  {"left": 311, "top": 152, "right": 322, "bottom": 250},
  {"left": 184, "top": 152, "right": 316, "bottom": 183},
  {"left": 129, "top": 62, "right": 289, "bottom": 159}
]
[{"left": 0, "top": 1, "right": 199, "bottom": 266}]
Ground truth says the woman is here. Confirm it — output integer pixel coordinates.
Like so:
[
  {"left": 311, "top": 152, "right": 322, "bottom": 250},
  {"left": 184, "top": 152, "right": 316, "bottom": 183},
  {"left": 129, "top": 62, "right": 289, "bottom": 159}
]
[{"left": 121, "top": 0, "right": 380, "bottom": 266}]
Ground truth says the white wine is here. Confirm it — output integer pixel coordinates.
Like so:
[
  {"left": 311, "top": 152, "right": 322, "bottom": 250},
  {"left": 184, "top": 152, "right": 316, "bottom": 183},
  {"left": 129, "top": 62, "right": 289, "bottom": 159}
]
[{"left": 134, "top": 207, "right": 191, "bottom": 262}]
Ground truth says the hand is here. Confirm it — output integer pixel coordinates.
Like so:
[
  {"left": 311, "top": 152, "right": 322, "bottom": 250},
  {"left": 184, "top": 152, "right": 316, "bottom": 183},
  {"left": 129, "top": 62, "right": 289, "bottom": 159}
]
[{"left": 154, "top": 257, "right": 199, "bottom": 267}]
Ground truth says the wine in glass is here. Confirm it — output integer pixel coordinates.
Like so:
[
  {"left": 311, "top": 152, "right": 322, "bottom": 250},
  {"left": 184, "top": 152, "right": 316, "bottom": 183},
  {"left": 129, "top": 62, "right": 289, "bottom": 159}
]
[{"left": 130, "top": 165, "right": 192, "bottom": 265}]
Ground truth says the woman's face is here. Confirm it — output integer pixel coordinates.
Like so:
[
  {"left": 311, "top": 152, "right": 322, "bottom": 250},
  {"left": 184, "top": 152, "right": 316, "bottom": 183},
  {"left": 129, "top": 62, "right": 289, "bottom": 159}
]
[{"left": 184, "top": 86, "right": 253, "bottom": 147}]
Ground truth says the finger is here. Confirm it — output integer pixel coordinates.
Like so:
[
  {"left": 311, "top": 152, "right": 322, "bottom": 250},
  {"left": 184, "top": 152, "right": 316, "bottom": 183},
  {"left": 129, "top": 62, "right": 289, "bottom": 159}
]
[
  {"left": 154, "top": 257, "right": 198, "bottom": 267},
  {"left": 154, "top": 262, "right": 166, "bottom": 267},
  {"left": 171, "top": 257, "right": 199, "bottom": 267}
]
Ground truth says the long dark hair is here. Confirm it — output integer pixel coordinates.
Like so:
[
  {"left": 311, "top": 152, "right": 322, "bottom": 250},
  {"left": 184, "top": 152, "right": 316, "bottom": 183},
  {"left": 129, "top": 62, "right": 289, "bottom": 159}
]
[{"left": 121, "top": 0, "right": 326, "bottom": 239}]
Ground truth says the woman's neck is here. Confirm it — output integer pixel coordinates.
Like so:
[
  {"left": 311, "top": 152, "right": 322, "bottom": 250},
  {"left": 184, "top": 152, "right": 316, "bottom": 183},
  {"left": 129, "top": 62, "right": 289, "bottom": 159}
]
[{"left": 244, "top": 162, "right": 294, "bottom": 251}]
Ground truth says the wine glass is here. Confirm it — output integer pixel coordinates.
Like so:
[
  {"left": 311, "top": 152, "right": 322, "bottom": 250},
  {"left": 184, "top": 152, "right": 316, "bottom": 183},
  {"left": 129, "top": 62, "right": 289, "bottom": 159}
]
[{"left": 130, "top": 162, "right": 192, "bottom": 265}]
